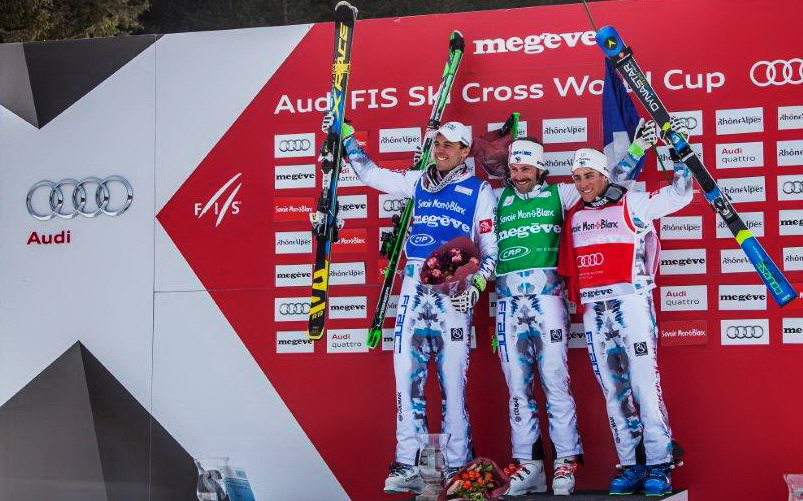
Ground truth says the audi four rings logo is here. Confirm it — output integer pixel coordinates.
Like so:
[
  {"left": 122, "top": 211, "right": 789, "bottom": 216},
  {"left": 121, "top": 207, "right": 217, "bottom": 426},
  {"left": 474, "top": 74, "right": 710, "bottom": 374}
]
[
  {"left": 783, "top": 181, "right": 803, "bottom": 194},
  {"left": 383, "top": 199, "right": 407, "bottom": 211},
  {"left": 576, "top": 253, "right": 604, "bottom": 268},
  {"left": 278, "top": 302, "right": 310, "bottom": 315},
  {"left": 726, "top": 325, "right": 764, "bottom": 339},
  {"left": 27, "top": 176, "right": 133, "bottom": 220},
  {"left": 278, "top": 139, "right": 312, "bottom": 152},
  {"left": 674, "top": 116, "right": 698, "bottom": 130},
  {"left": 750, "top": 59, "right": 803, "bottom": 86}
]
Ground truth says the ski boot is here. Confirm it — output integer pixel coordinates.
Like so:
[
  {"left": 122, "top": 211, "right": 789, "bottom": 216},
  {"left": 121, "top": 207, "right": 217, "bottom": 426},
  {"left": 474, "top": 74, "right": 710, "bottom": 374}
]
[
  {"left": 383, "top": 461, "right": 423, "bottom": 494},
  {"left": 609, "top": 464, "right": 648, "bottom": 495},
  {"left": 643, "top": 462, "right": 675, "bottom": 496},
  {"left": 552, "top": 457, "right": 579, "bottom": 495},
  {"left": 504, "top": 459, "right": 546, "bottom": 496}
]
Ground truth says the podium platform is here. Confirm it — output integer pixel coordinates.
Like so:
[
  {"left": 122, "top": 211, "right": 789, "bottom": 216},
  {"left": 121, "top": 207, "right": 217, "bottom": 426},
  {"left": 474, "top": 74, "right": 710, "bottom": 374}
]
[{"left": 395, "top": 490, "right": 688, "bottom": 501}]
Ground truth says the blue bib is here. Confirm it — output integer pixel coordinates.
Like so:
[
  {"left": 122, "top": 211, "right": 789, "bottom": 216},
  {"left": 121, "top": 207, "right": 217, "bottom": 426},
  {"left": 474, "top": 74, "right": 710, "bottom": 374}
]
[{"left": 405, "top": 175, "right": 484, "bottom": 259}]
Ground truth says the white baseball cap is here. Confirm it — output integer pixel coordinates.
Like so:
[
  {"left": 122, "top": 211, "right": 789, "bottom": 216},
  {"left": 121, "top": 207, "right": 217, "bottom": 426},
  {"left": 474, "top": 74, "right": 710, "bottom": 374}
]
[
  {"left": 571, "top": 148, "right": 610, "bottom": 178},
  {"left": 437, "top": 121, "right": 472, "bottom": 148},
  {"left": 508, "top": 139, "right": 545, "bottom": 170}
]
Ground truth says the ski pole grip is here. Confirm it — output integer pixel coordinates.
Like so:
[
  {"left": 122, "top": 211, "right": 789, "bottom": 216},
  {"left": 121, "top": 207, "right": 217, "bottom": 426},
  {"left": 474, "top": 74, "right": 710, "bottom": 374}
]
[{"left": 596, "top": 25, "right": 623, "bottom": 57}]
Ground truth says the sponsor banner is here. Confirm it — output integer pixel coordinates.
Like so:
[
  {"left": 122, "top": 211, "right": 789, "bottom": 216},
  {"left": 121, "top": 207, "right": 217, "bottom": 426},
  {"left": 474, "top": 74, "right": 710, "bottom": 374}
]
[
  {"left": 672, "top": 110, "right": 704, "bottom": 136},
  {"left": 568, "top": 322, "right": 586, "bottom": 349},
  {"left": 274, "top": 132, "right": 315, "bottom": 158},
  {"left": 385, "top": 295, "right": 400, "bottom": 319},
  {"left": 470, "top": 30, "right": 596, "bottom": 56},
  {"left": 656, "top": 144, "right": 703, "bottom": 171},
  {"left": 274, "top": 296, "right": 310, "bottom": 322},
  {"left": 275, "top": 264, "right": 313, "bottom": 287},
  {"left": 716, "top": 211, "right": 763, "bottom": 238},
  {"left": 339, "top": 161, "right": 366, "bottom": 188},
  {"left": 721, "top": 318, "right": 769, "bottom": 346},
  {"left": 330, "top": 262, "right": 366, "bottom": 286},
  {"left": 715, "top": 141, "right": 763, "bottom": 169},
  {"left": 659, "top": 248, "right": 707, "bottom": 275},
  {"left": 659, "top": 216, "right": 703, "bottom": 240},
  {"left": 489, "top": 292, "right": 497, "bottom": 317},
  {"left": 329, "top": 296, "right": 367, "bottom": 319},
  {"left": 777, "top": 174, "right": 803, "bottom": 201},
  {"left": 660, "top": 285, "right": 708, "bottom": 311},
  {"left": 660, "top": 320, "right": 708, "bottom": 346},
  {"left": 274, "top": 197, "right": 315, "bottom": 222},
  {"left": 718, "top": 176, "right": 766, "bottom": 203},
  {"left": 543, "top": 151, "right": 574, "bottom": 176},
  {"left": 274, "top": 164, "right": 316, "bottom": 189},
  {"left": 379, "top": 127, "right": 421, "bottom": 153},
  {"left": 718, "top": 284, "right": 767, "bottom": 310},
  {"left": 779, "top": 209, "right": 803, "bottom": 235},
  {"left": 378, "top": 194, "right": 409, "bottom": 219},
  {"left": 338, "top": 194, "right": 368, "bottom": 219},
  {"left": 275, "top": 231, "right": 313, "bottom": 255},
  {"left": 542, "top": 117, "right": 587, "bottom": 144},
  {"left": 784, "top": 246, "right": 803, "bottom": 271},
  {"left": 276, "top": 331, "right": 315, "bottom": 354},
  {"left": 488, "top": 120, "right": 528, "bottom": 138},
  {"left": 777, "top": 139, "right": 803, "bottom": 166},
  {"left": 720, "top": 249, "right": 754, "bottom": 274},
  {"left": 381, "top": 328, "right": 395, "bottom": 351},
  {"left": 334, "top": 228, "right": 368, "bottom": 254},
  {"left": 778, "top": 105, "right": 803, "bottom": 130},
  {"left": 327, "top": 329, "right": 369, "bottom": 353},
  {"left": 715, "top": 107, "right": 764, "bottom": 135},
  {"left": 782, "top": 318, "right": 803, "bottom": 344}
]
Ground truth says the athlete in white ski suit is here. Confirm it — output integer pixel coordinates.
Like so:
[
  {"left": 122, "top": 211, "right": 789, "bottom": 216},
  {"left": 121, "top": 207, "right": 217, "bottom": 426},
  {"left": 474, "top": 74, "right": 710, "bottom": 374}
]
[
  {"left": 495, "top": 126, "right": 654, "bottom": 496},
  {"left": 558, "top": 131, "right": 692, "bottom": 494},
  {"left": 341, "top": 122, "right": 497, "bottom": 493}
]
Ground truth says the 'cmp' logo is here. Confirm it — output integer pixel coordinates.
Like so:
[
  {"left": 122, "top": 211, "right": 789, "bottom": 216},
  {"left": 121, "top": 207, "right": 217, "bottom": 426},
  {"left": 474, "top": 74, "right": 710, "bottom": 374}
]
[
  {"left": 749, "top": 59, "right": 803, "bottom": 87},
  {"left": 194, "top": 173, "right": 242, "bottom": 227}
]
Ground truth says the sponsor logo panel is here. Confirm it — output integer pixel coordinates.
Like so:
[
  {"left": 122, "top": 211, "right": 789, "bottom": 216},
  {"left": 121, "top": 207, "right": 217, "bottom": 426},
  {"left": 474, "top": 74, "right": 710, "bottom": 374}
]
[
  {"left": 274, "top": 132, "right": 315, "bottom": 158},
  {"left": 338, "top": 194, "right": 368, "bottom": 219},
  {"left": 656, "top": 144, "right": 703, "bottom": 171},
  {"left": 721, "top": 318, "right": 769, "bottom": 346},
  {"left": 659, "top": 216, "right": 703, "bottom": 240},
  {"left": 660, "top": 285, "right": 708, "bottom": 311},
  {"left": 777, "top": 139, "right": 803, "bottom": 167},
  {"left": 659, "top": 248, "right": 707, "bottom": 275},
  {"left": 542, "top": 118, "right": 587, "bottom": 144},
  {"left": 716, "top": 211, "right": 763, "bottom": 238},
  {"left": 718, "top": 284, "right": 767, "bottom": 310},
  {"left": 378, "top": 194, "right": 409, "bottom": 218},
  {"left": 327, "top": 329, "right": 369, "bottom": 353},
  {"left": 782, "top": 318, "right": 803, "bottom": 344},
  {"left": 720, "top": 249, "right": 754, "bottom": 274},
  {"left": 715, "top": 107, "right": 764, "bottom": 135},
  {"left": 784, "top": 246, "right": 803, "bottom": 271},
  {"left": 778, "top": 105, "right": 803, "bottom": 130},
  {"left": 275, "top": 264, "right": 313, "bottom": 287},
  {"left": 276, "top": 331, "right": 315, "bottom": 354},
  {"left": 660, "top": 320, "right": 708, "bottom": 346},
  {"left": 779, "top": 209, "right": 803, "bottom": 235},
  {"left": 274, "top": 197, "right": 315, "bottom": 222},
  {"left": 471, "top": 31, "right": 596, "bottom": 56},
  {"left": 334, "top": 228, "right": 368, "bottom": 254},
  {"left": 385, "top": 295, "right": 400, "bottom": 319},
  {"left": 329, "top": 296, "right": 368, "bottom": 319},
  {"left": 715, "top": 142, "right": 764, "bottom": 169},
  {"left": 379, "top": 127, "right": 421, "bottom": 153},
  {"left": 274, "top": 296, "right": 310, "bottom": 322},
  {"left": 672, "top": 110, "right": 704, "bottom": 136},
  {"left": 276, "top": 231, "right": 312, "bottom": 255},
  {"left": 543, "top": 151, "right": 574, "bottom": 176},
  {"left": 568, "top": 322, "right": 586, "bottom": 349},
  {"left": 381, "top": 328, "right": 395, "bottom": 351},
  {"left": 778, "top": 175, "right": 803, "bottom": 201},
  {"left": 274, "top": 165, "right": 316, "bottom": 189},
  {"left": 488, "top": 292, "right": 497, "bottom": 317},
  {"left": 750, "top": 59, "right": 803, "bottom": 87},
  {"left": 330, "top": 262, "right": 366, "bottom": 285},
  {"left": 718, "top": 176, "right": 766, "bottom": 203},
  {"left": 339, "top": 161, "right": 366, "bottom": 188}
]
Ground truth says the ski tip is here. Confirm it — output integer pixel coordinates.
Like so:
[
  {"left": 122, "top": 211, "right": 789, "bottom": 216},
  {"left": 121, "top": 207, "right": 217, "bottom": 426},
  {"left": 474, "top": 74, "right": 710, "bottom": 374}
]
[
  {"left": 334, "top": 1, "right": 358, "bottom": 22},
  {"left": 595, "top": 25, "right": 621, "bottom": 54},
  {"left": 450, "top": 30, "right": 465, "bottom": 51},
  {"left": 367, "top": 327, "right": 383, "bottom": 348},
  {"left": 308, "top": 326, "right": 325, "bottom": 340}
]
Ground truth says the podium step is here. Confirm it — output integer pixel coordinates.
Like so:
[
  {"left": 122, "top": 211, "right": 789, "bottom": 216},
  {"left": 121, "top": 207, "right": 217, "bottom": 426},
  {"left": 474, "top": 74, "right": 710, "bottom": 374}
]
[{"left": 394, "top": 490, "right": 688, "bottom": 501}]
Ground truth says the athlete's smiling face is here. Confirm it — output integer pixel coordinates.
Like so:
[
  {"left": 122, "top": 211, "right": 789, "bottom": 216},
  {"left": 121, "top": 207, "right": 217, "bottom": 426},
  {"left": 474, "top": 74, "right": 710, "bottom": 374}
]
[
  {"left": 508, "top": 163, "right": 541, "bottom": 194},
  {"left": 433, "top": 133, "right": 470, "bottom": 172},
  {"left": 572, "top": 167, "right": 609, "bottom": 202}
]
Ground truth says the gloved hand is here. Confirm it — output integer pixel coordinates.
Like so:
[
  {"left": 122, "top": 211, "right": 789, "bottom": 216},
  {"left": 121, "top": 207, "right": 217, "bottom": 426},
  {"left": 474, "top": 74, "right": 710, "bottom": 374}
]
[
  {"left": 450, "top": 275, "right": 486, "bottom": 313},
  {"left": 320, "top": 112, "right": 354, "bottom": 138},
  {"left": 627, "top": 118, "right": 657, "bottom": 158},
  {"left": 661, "top": 116, "right": 691, "bottom": 146}
]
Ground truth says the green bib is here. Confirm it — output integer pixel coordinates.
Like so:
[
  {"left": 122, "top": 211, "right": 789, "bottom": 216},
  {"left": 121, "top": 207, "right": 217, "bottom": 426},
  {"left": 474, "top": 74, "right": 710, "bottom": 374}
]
[{"left": 496, "top": 184, "right": 563, "bottom": 274}]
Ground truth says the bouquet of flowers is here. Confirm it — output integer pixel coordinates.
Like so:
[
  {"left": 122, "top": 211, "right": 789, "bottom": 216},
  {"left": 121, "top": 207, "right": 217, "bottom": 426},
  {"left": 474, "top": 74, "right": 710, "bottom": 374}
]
[
  {"left": 440, "top": 457, "right": 509, "bottom": 501},
  {"left": 419, "top": 236, "right": 480, "bottom": 296}
]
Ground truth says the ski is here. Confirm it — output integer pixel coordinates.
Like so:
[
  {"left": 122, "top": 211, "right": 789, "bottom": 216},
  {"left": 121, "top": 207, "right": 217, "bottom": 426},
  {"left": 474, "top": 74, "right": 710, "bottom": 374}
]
[
  {"left": 308, "top": 1, "right": 359, "bottom": 340},
  {"left": 596, "top": 25, "right": 796, "bottom": 307},
  {"left": 366, "top": 31, "right": 465, "bottom": 348}
]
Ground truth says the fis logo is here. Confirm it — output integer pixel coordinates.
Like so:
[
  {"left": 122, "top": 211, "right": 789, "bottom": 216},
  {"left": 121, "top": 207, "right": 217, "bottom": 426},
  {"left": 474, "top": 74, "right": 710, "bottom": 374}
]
[{"left": 194, "top": 173, "right": 242, "bottom": 227}]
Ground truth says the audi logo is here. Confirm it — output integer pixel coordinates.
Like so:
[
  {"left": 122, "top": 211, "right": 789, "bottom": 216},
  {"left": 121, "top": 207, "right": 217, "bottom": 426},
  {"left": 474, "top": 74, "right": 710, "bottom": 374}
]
[
  {"left": 726, "top": 325, "right": 764, "bottom": 339},
  {"left": 750, "top": 59, "right": 803, "bottom": 87},
  {"left": 278, "top": 302, "right": 310, "bottom": 315},
  {"left": 672, "top": 116, "right": 698, "bottom": 131},
  {"left": 783, "top": 181, "right": 803, "bottom": 194},
  {"left": 383, "top": 199, "right": 408, "bottom": 211},
  {"left": 576, "top": 253, "right": 604, "bottom": 268},
  {"left": 26, "top": 176, "right": 133, "bottom": 220},
  {"left": 278, "top": 139, "right": 312, "bottom": 152}
]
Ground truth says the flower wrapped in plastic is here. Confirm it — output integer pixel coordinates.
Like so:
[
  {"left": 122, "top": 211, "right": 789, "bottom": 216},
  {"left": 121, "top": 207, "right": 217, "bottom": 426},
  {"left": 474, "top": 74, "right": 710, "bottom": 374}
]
[
  {"left": 440, "top": 457, "right": 509, "bottom": 501},
  {"left": 471, "top": 113, "right": 519, "bottom": 178},
  {"left": 419, "top": 236, "right": 480, "bottom": 296}
]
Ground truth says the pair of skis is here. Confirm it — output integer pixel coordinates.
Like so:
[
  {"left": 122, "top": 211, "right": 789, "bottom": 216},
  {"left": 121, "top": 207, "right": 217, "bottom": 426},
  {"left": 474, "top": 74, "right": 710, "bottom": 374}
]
[{"left": 596, "top": 25, "right": 796, "bottom": 306}]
